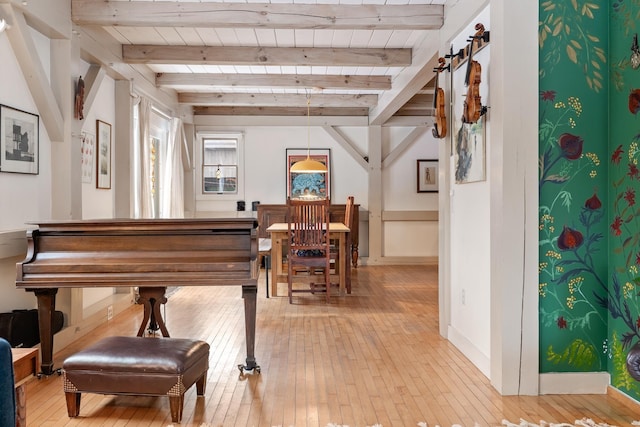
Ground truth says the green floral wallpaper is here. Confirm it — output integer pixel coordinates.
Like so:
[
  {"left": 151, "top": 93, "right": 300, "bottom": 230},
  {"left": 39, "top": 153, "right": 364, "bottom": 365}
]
[
  {"left": 538, "top": 0, "right": 609, "bottom": 373},
  {"left": 539, "top": 0, "right": 640, "bottom": 400},
  {"left": 607, "top": 0, "right": 640, "bottom": 398}
]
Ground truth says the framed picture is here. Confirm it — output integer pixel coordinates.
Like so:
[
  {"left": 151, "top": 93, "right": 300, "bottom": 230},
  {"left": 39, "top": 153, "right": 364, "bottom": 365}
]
[
  {"left": 96, "top": 120, "right": 111, "bottom": 189},
  {"left": 0, "top": 104, "right": 39, "bottom": 174},
  {"left": 81, "top": 131, "right": 95, "bottom": 184},
  {"left": 286, "top": 148, "right": 331, "bottom": 200},
  {"left": 454, "top": 116, "right": 486, "bottom": 183},
  {"left": 417, "top": 159, "right": 438, "bottom": 193}
]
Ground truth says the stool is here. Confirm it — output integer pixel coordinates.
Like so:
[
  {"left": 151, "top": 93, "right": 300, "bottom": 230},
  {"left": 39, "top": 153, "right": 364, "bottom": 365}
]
[{"left": 62, "top": 336, "right": 209, "bottom": 423}]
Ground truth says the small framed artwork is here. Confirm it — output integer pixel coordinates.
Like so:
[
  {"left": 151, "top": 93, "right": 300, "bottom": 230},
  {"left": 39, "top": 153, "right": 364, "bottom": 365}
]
[
  {"left": 80, "top": 131, "right": 94, "bottom": 184},
  {"left": 0, "top": 104, "right": 39, "bottom": 174},
  {"left": 286, "top": 148, "right": 331, "bottom": 200},
  {"left": 417, "top": 159, "right": 438, "bottom": 193},
  {"left": 96, "top": 120, "right": 111, "bottom": 189}
]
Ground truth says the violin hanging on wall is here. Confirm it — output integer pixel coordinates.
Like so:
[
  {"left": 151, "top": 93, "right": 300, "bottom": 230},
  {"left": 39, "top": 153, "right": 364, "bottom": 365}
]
[
  {"left": 432, "top": 57, "right": 449, "bottom": 139},
  {"left": 462, "top": 23, "right": 488, "bottom": 124}
]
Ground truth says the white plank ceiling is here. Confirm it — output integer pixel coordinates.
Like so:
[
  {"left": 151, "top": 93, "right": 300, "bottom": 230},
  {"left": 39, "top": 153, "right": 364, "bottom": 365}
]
[{"left": 71, "top": 0, "right": 446, "bottom": 121}]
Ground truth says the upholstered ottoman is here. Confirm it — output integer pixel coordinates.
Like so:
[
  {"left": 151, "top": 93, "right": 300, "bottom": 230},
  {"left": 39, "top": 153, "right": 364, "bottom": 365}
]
[{"left": 62, "top": 336, "right": 209, "bottom": 423}]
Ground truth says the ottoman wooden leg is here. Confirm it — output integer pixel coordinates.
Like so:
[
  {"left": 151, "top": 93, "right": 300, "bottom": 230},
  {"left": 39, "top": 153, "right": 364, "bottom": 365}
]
[
  {"left": 196, "top": 371, "right": 207, "bottom": 396},
  {"left": 168, "top": 395, "right": 184, "bottom": 423},
  {"left": 65, "top": 392, "right": 81, "bottom": 417}
]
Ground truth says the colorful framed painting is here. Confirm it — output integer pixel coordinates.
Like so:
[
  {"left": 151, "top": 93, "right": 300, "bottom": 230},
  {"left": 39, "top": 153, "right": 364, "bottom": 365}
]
[
  {"left": 286, "top": 148, "right": 331, "bottom": 200},
  {"left": 417, "top": 159, "right": 438, "bottom": 193},
  {"left": 0, "top": 104, "right": 39, "bottom": 174},
  {"left": 96, "top": 119, "right": 111, "bottom": 189}
]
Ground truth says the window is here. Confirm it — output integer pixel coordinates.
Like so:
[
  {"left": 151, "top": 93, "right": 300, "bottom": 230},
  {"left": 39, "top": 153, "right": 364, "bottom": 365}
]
[
  {"left": 132, "top": 103, "right": 171, "bottom": 218},
  {"left": 201, "top": 135, "right": 240, "bottom": 195}
]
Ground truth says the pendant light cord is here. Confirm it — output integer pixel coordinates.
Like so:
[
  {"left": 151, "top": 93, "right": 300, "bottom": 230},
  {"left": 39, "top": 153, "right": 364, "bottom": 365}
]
[{"left": 306, "top": 91, "right": 311, "bottom": 158}]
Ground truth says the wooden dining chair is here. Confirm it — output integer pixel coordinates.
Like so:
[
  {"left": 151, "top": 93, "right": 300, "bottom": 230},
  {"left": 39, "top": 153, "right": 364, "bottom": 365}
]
[{"left": 286, "top": 197, "right": 333, "bottom": 303}]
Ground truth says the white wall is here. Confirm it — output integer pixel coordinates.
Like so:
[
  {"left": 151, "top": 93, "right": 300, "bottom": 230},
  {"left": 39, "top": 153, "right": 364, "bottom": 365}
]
[
  {"left": 447, "top": 5, "right": 492, "bottom": 374},
  {"left": 80, "top": 60, "right": 116, "bottom": 221},
  {"left": 0, "top": 40, "right": 116, "bottom": 313},
  {"left": 383, "top": 127, "right": 439, "bottom": 258},
  {"left": 0, "top": 27, "right": 53, "bottom": 312}
]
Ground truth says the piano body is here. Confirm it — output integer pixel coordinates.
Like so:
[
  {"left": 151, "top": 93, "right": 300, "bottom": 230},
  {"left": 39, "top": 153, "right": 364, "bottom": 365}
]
[{"left": 15, "top": 218, "right": 259, "bottom": 375}]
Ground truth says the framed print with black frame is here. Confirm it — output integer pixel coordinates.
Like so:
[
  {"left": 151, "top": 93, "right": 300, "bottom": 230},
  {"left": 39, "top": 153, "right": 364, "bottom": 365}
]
[
  {"left": 96, "top": 119, "right": 111, "bottom": 189},
  {"left": 286, "top": 148, "right": 331, "bottom": 200},
  {"left": 0, "top": 104, "right": 39, "bottom": 174},
  {"left": 417, "top": 159, "right": 438, "bottom": 193}
]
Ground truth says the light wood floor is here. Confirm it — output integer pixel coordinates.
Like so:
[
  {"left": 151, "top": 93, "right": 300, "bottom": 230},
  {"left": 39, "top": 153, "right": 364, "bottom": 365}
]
[{"left": 23, "top": 265, "right": 640, "bottom": 426}]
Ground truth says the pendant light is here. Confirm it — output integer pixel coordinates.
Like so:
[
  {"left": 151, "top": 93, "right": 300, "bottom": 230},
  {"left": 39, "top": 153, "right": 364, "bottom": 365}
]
[{"left": 290, "top": 92, "right": 327, "bottom": 173}]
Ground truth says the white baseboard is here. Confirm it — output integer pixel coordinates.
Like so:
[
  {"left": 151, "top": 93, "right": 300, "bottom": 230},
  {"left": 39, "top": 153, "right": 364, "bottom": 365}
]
[
  {"left": 539, "top": 372, "right": 610, "bottom": 394},
  {"left": 447, "top": 325, "right": 491, "bottom": 379}
]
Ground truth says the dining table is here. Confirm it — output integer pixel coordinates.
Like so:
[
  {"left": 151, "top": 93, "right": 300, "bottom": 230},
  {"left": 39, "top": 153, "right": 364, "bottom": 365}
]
[{"left": 266, "top": 222, "right": 350, "bottom": 297}]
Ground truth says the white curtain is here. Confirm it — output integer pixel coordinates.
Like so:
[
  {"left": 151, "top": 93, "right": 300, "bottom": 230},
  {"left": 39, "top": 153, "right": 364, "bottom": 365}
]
[
  {"left": 160, "top": 117, "right": 185, "bottom": 218},
  {"left": 136, "top": 97, "right": 154, "bottom": 218}
]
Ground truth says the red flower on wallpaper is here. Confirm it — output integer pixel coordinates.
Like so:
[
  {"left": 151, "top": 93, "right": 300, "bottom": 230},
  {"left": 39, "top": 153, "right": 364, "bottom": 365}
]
[
  {"left": 625, "top": 188, "right": 636, "bottom": 206},
  {"left": 557, "top": 316, "right": 567, "bottom": 329},
  {"left": 540, "top": 90, "right": 557, "bottom": 101},
  {"left": 611, "top": 216, "right": 623, "bottom": 236},
  {"left": 611, "top": 144, "right": 624, "bottom": 165},
  {"left": 585, "top": 193, "right": 602, "bottom": 210},
  {"left": 557, "top": 226, "right": 584, "bottom": 250},
  {"left": 558, "top": 133, "right": 584, "bottom": 160},
  {"left": 629, "top": 89, "right": 640, "bottom": 114},
  {"left": 637, "top": 317, "right": 640, "bottom": 329},
  {"left": 629, "top": 163, "right": 640, "bottom": 180}
]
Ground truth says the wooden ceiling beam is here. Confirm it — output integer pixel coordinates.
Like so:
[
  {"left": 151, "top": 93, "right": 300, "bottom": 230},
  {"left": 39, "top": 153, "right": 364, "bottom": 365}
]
[
  {"left": 157, "top": 73, "right": 392, "bottom": 90},
  {"left": 193, "top": 106, "right": 369, "bottom": 116},
  {"left": 123, "top": 45, "right": 411, "bottom": 67},
  {"left": 72, "top": 0, "right": 443, "bottom": 30},
  {"left": 179, "top": 92, "right": 377, "bottom": 107}
]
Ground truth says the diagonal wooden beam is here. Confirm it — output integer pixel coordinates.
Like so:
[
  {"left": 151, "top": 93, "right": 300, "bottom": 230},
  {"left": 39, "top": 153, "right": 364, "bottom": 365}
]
[
  {"left": 157, "top": 73, "right": 392, "bottom": 91},
  {"left": 72, "top": 0, "right": 443, "bottom": 30},
  {"left": 178, "top": 93, "right": 377, "bottom": 108},
  {"left": 80, "top": 64, "right": 106, "bottom": 120},
  {"left": 124, "top": 45, "right": 411, "bottom": 67},
  {"left": 322, "top": 126, "right": 368, "bottom": 170},
  {"left": 2, "top": 5, "right": 64, "bottom": 141}
]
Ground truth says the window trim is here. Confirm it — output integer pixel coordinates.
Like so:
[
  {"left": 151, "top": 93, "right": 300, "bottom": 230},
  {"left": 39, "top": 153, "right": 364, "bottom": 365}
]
[{"left": 195, "top": 131, "right": 244, "bottom": 202}]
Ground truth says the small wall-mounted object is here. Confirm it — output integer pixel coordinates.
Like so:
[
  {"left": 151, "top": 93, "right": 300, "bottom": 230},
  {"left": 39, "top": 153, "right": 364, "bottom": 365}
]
[
  {"left": 74, "top": 76, "right": 85, "bottom": 120},
  {"left": 631, "top": 34, "right": 640, "bottom": 69}
]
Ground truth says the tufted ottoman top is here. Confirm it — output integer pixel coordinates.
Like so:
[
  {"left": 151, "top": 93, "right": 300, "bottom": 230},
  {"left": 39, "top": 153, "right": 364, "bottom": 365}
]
[{"left": 63, "top": 336, "right": 209, "bottom": 375}]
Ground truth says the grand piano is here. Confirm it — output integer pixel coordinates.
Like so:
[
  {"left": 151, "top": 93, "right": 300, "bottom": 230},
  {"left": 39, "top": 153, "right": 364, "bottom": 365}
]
[{"left": 15, "top": 218, "right": 260, "bottom": 376}]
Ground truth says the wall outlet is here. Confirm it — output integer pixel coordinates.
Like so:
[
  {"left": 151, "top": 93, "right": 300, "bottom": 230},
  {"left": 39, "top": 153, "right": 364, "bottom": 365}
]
[
  {"left": 107, "top": 305, "right": 113, "bottom": 320},
  {"left": 461, "top": 289, "right": 466, "bottom": 305}
]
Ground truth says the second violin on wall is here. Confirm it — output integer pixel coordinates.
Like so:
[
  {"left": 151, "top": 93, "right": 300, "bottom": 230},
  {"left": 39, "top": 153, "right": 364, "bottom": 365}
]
[{"left": 462, "top": 23, "right": 489, "bottom": 124}]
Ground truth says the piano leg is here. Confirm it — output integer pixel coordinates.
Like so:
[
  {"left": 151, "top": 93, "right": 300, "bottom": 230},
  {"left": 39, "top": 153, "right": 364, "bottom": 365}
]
[
  {"left": 33, "top": 288, "right": 59, "bottom": 376},
  {"left": 239, "top": 284, "right": 260, "bottom": 373},
  {"left": 136, "top": 287, "right": 170, "bottom": 337}
]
